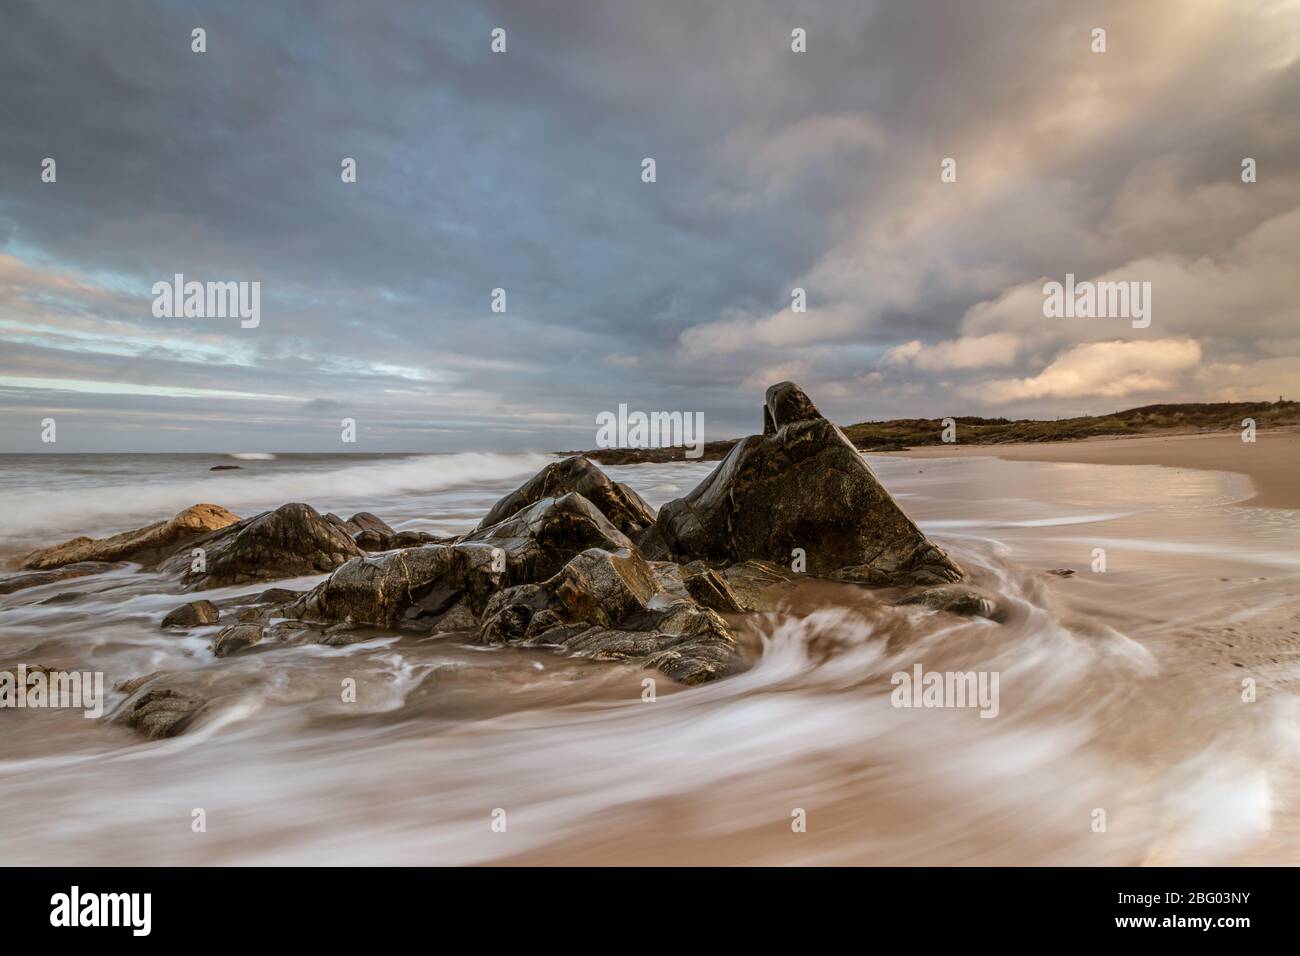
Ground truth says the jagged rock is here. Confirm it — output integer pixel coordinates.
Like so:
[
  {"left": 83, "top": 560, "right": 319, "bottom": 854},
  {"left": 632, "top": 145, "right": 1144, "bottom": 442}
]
[
  {"left": 286, "top": 493, "right": 634, "bottom": 629},
  {"left": 640, "top": 382, "right": 962, "bottom": 587},
  {"left": 159, "top": 502, "right": 361, "bottom": 590},
  {"left": 211, "top": 623, "right": 264, "bottom": 657},
  {"left": 21, "top": 504, "right": 240, "bottom": 570},
  {"left": 478, "top": 547, "right": 741, "bottom": 684},
  {"left": 682, "top": 565, "right": 744, "bottom": 613},
  {"left": 0, "top": 561, "right": 125, "bottom": 595},
  {"left": 161, "top": 599, "right": 220, "bottom": 628},
  {"left": 475, "top": 455, "right": 656, "bottom": 537},
  {"left": 895, "top": 585, "right": 1002, "bottom": 621}
]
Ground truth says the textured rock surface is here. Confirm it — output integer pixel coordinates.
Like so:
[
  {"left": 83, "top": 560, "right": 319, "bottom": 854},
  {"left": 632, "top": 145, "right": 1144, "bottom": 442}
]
[
  {"left": 478, "top": 547, "right": 741, "bottom": 684},
  {"left": 474, "top": 455, "right": 656, "bottom": 537},
  {"left": 0, "top": 562, "right": 125, "bottom": 595},
  {"left": 161, "top": 599, "right": 220, "bottom": 628},
  {"left": 22, "top": 504, "right": 240, "bottom": 570},
  {"left": 640, "top": 383, "right": 962, "bottom": 587},
  {"left": 160, "top": 502, "right": 362, "bottom": 590},
  {"left": 211, "top": 623, "right": 264, "bottom": 657},
  {"left": 286, "top": 493, "right": 634, "bottom": 628},
  {"left": 117, "top": 682, "right": 209, "bottom": 739}
]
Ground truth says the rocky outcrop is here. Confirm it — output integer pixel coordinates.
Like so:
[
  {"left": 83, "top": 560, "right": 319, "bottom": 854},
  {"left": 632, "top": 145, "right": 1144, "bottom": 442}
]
[
  {"left": 160, "top": 502, "right": 362, "bottom": 590},
  {"left": 475, "top": 455, "right": 657, "bottom": 537},
  {"left": 640, "top": 382, "right": 962, "bottom": 587},
  {"left": 478, "top": 547, "right": 741, "bottom": 685},
  {"left": 286, "top": 493, "right": 634, "bottom": 629},
  {"left": 21, "top": 504, "right": 240, "bottom": 571}
]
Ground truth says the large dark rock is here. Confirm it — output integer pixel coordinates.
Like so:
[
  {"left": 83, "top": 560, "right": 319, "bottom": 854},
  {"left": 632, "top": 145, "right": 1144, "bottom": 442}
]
[
  {"left": 640, "top": 382, "right": 962, "bottom": 587},
  {"left": 160, "top": 502, "right": 362, "bottom": 590},
  {"left": 22, "top": 504, "right": 240, "bottom": 570},
  {"left": 478, "top": 547, "right": 741, "bottom": 684},
  {"left": 285, "top": 492, "right": 634, "bottom": 629},
  {"left": 474, "top": 455, "right": 656, "bottom": 537}
]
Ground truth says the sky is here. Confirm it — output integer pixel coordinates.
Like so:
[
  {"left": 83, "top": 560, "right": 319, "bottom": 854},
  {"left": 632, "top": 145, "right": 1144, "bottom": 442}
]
[{"left": 1, "top": 0, "right": 1298, "bottom": 452}]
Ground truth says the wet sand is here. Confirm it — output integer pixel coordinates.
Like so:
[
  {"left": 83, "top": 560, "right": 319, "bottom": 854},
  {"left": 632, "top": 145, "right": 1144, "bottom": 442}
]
[{"left": 886, "top": 426, "right": 1300, "bottom": 510}]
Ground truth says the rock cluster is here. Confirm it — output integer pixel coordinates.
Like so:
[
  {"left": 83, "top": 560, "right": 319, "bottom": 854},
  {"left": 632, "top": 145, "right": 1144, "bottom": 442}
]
[{"left": 14, "top": 383, "right": 979, "bottom": 739}]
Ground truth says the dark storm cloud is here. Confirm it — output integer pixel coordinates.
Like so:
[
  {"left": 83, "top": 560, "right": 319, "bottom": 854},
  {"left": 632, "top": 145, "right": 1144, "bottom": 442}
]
[{"left": 0, "top": 0, "right": 1297, "bottom": 451}]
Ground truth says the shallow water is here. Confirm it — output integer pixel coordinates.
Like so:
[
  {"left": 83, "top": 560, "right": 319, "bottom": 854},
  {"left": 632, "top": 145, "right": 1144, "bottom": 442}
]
[{"left": 1, "top": 452, "right": 1297, "bottom": 865}]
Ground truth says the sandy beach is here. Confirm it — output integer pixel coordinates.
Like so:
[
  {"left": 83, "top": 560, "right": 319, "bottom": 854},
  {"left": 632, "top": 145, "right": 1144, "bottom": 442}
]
[{"left": 886, "top": 426, "right": 1300, "bottom": 510}]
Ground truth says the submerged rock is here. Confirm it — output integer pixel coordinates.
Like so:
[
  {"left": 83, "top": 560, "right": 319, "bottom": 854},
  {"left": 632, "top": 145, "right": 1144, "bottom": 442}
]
[
  {"left": 22, "top": 504, "right": 240, "bottom": 571},
  {"left": 161, "top": 599, "right": 221, "bottom": 628},
  {"left": 160, "top": 502, "right": 361, "bottom": 590},
  {"left": 640, "top": 382, "right": 962, "bottom": 587},
  {"left": 211, "top": 623, "right": 264, "bottom": 658},
  {"left": 895, "top": 585, "right": 1002, "bottom": 621},
  {"left": 0, "top": 561, "right": 125, "bottom": 595},
  {"left": 475, "top": 455, "right": 657, "bottom": 537},
  {"left": 117, "top": 685, "right": 208, "bottom": 740}
]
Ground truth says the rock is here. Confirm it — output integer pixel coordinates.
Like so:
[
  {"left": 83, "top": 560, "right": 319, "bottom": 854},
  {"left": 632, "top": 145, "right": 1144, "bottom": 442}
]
[
  {"left": 0, "top": 561, "right": 124, "bottom": 595},
  {"left": 211, "top": 623, "right": 264, "bottom": 657},
  {"left": 159, "top": 502, "right": 362, "bottom": 590},
  {"left": 682, "top": 565, "right": 744, "bottom": 613},
  {"left": 22, "top": 504, "right": 240, "bottom": 570},
  {"left": 256, "top": 587, "right": 303, "bottom": 604},
  {"left": 718, "top": 560, "right": 798, "bottom": 612},
  {"left": 349, "top": 512, "right": 394, "bottom": 537},
  {"left": 1046, "top": 568, "right": 1076, "bottom": 577},
  {"left": 286, "top": 492, "right": 634, "bottom": 629},
  {"left": 118, "top": 686, "right": 207, "bottom": 739},
  {"left": 390, "top": 530, "right": 439, "bottom": 548},
  {"left": 161, "top": 599, "right": 220, "bottom": 628},
  {"left": 478, "top": 547, "right": 742, "bottom": 684},
  {"left": 475, "top": 455, "right": 656, "bottom": 537},
  {"left": 895, "top": 585, "right": 1001, "bottom": 621},
  {"left": 640, "top": 382, "right": 962, "bottom": 587},
  {"left": 209, "top": 464, "right": 242, "bottom": 471},
  {"left": 354, "top": 529, "right": 391, "bottom": 552},
  {"left": 326, "top": 512, "right": 396, "bottom": 551}
]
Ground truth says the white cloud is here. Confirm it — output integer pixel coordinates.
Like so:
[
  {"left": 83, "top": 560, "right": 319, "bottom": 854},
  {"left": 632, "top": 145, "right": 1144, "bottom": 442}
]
[
  {"left": 979, "top": 339, "right": 1203, "bottom": 402},
  {"left": 882, "top": 333, "right": 1021, "bottom": 371}
]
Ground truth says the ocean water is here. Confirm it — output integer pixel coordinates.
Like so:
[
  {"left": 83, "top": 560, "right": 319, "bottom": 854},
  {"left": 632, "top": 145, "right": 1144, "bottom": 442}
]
[{"left": 0, "top": 451, "right": 1297, "bottom": 864}]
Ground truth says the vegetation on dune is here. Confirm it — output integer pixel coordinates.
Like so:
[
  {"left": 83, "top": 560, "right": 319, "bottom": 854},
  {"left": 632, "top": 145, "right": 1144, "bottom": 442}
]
[{"left": 579, "top": 400, "right": 1300, "bottom": 463}]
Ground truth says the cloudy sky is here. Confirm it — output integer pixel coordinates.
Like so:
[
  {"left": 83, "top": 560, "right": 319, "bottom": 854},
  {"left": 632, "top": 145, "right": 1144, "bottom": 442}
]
[{"left": 1, "top": 0, "right": 1298, "bottom": 452}]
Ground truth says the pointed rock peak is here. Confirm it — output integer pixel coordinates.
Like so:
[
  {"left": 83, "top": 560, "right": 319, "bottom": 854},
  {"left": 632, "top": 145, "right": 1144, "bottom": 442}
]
[{"left": 763, "top": 381, "right": 825, "bottom": 434}]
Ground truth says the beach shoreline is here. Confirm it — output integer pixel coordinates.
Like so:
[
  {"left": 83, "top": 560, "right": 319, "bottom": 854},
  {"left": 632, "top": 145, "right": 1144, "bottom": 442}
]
[{"left": 882, "top": 426, "right": 1300, "bottom": 510}]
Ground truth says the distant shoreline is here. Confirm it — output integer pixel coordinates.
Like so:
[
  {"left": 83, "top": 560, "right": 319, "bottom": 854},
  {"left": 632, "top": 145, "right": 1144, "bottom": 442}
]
[{"left": 571, "top": 402, "right": 1300, "bottom": 510}]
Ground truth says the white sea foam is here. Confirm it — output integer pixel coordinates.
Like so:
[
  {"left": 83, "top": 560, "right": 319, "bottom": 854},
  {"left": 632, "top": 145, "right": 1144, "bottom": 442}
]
[{"left": 0, "top": 452, "right": 553, "bottom": 541}]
